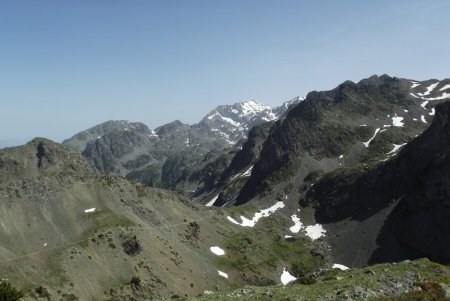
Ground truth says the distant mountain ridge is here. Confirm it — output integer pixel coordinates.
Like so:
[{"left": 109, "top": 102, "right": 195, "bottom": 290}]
[
  {"left": 196, "top": 98, "right": 303, "bottom": 144},
  {"left": 178, "top": 75, "right": 450, "bottom": 208},
  {"left": 62, "top": 120, "right": 143, "bottom": 153},
  {"left": 62, "top": 98, "right": 303, "bottom": 187},
  {"left": 236, "top": 75, "right": 450, "bottom": 205}
]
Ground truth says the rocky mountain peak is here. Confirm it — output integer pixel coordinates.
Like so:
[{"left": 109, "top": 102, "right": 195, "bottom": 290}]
[
  {"left": 62, "top": 120, "right": 149, "bottom": 152},
  {"left": 197, "top": 98, "right": 303, "bottom": 145},
  {"left": 155, "top": 120, "right": 189, "bottom": 136},
  {"left": 0, "top": 138, "right": 98, "bottom": 185}
]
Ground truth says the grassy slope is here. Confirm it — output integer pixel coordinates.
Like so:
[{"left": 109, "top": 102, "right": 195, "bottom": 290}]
[{"left": 184, "top": 259, "right": 450, "bottom": 301}]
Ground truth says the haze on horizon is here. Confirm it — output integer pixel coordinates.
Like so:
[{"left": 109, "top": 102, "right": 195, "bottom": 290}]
[{"left": 1, "top": 0, "right": 449, "bottom": 147}]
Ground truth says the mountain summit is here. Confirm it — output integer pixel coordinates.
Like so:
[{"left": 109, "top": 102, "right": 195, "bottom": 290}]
[
  {"left": 62, "top": 98, "right": 303, "bottom": 187},
  {"left": 197, "top": 98, "right": 302, "bottom": 144}
]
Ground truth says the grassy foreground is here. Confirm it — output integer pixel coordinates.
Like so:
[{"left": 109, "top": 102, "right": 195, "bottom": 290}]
[{"left": 183, "top": 259, "right": 450, "bottom": 301}]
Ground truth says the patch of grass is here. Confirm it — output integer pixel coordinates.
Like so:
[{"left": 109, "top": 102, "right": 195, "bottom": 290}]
[
  {"left": 0, "top": 281, "right": 23, "bottom": 301},
  {"left": 184, "top": 259, "right": 450, "bottom": 301},
  {"left": 215, "top": 216, "right": 324, "bottom": 286},
  {"left": 78, "top": 209, "right": 135, "bottom": 248},
  {"left": 378, "top": 282, "right": 448, "bottom": 301},
  {"left": 35, "top": 285, "right": 50, "bottom": 299},
  {"left": 61, "top": 292, "right": 79, "bottom": 300}
]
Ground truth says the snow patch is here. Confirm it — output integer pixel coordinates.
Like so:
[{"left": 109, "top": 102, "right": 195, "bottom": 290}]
[
  {"left": 226, "top": 201, "right": 285, "bottom": 227},
  {"left": 148, "top": 130, "right": 159, "bottom": 138},
  {"left": 423, "top": 92, "right": 450, "bottom": 101},
  {"left": 280, "top": 269, "right": 297, "bottom": 285},
  {"left": 418, "top": 82, "right": 439, "bottom": 96},
  {"left": 304, "top": 224, "right": 326, "bottom": 240},
  {"left": 421, "top": 115, "right": 427, "bottom": 123},
  {"left": 240, "top": 100, "right": 272, "bottom": 118},
  {"left": 439, "top": 84, "right": 450, "bottom": 91},
  {"left": 205, "top": 195, "right": 219, "bottom": 207},
  {"left": 339, "top": 155, "right": 344, "bottom": 159},
  {"left": 289, "top": 214, "right": 303, "bottom": 233},
  {"left": 387, "top": 143, "right": 407, "bottom": 155},
  {"left": 421, "top": 100, "right": 429, "bottom": 108},
  {"left": 218, "top": 270, "right": 228, "bottom": 279},
  {"left": 284, "top": 235, "right": 293, "bottom": 239},
  {"left": 410, "top": 93, "right": 419, "bottom": 98},
  {"left": 84, "top": 208, "right": 96, "bottom": 213},
  {"left": 362, "top": 128, "right": 381, "bottom": 147},
  {"left": 410, "top": 81, "right": 420, "bottom": 89},
  {"left": 333, "top": 264, "right": 350, "bottom": 271},
  {"left": 210, "top": 246, "right": 225, "bottom": 256},
  {"left": 220, "top": 115, "right": 241, "bottom": 127},
  {"left": 392, "top": 115, "right": 404, "bottom": 127},
  {"left": 429, "top": 108, "right": 435, "bottom": 116},
  {"left": 207, "top": 111, "right": 241, "bottom": 127},
  {"left": 241, "top": 165, "right": 253, "bottom": 177}
]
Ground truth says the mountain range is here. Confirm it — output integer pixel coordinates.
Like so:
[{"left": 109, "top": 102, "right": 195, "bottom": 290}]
[
  {"left": 1, "top": 75, "right": 449, "bottom": 300},
  {"left": 62, "top": 98, "right": 302, "bottom": 188}
]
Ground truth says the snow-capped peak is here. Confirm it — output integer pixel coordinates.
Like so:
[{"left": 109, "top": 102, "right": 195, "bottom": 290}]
[
  {"left": 238, "top": 100, "right": 272, "bottom": 117},
  {"left": 198, "top": 97, "right": 304, "bottom": 145}
]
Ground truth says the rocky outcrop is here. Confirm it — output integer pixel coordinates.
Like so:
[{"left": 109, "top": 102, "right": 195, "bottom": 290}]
[
  {"left": 236, "top": 75, "right": 447, "bottom": 205},
  {"left": 306, "top": 101, "right": 450, "bottom": 263},
  {"left": 0, "top": 138, "right": 98, "bottom": 185}
]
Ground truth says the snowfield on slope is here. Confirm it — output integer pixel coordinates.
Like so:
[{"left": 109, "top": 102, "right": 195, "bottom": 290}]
[
  {"left": 387, "top": 143, "right": 407, "bottom": 155},
  {"left": 289, "top": 214, "right": 303, "bottom": 233},
  {"left": 218, "top": 270, "right": 228, "bottom": 279},
  {"left": 205, "top": 194, "right": 219, "bottom": 207},
  {"left": 333, "top": 263, "right": 350, "bottom": 271},
  {"left": 210, "top": 246, "right": 225, "bottom": 256},
  {"left": 363, "top": 128, "right": 381, "bottom": 147},
  {"left": 286, "top": 211, "right": 326, "bottom": 240},
  {"left": 304, "top": 224, "right": 326, "bottom": 240},
  {"left": 418, "top": 82, "right": 439, "bottom": 96},
  {"left": 280, "top": 268, "right": 297, "bottom": 285},
  {"left": 227, "top": 201, "right": 285, "bottom": 227}
]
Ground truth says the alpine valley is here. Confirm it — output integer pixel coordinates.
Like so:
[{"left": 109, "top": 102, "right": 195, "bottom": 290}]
[{"left": 1, "top": 75, "right": 449, "bottom": 301}]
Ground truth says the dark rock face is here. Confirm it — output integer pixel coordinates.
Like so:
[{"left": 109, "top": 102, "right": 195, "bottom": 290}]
[
  {"left": 122, "top": 236, "right": 142, "bottom": 256},
  {"left": 0, "top": 138, "right": 98, "bottom": 185},
  {"left": 306, "top": 101, "right": 450, "bottom": 263},
  {"left": 234, "top": 75, "right": 450, "bottom": 206},
  {"left": 171, "top": 121, "right": 274, "bottom": 204},
  {"left": 36, "top": 142, "right": 55, "bottom": 168},
  {"left": 82, "top": 123, "right": 156, "bottom": 174},
  {"left": 237, "top": 75, "right": 415, "bottom": 204},
  {"left": 62, "top": 120, "right": 137, "bottom": 152},
  {"left": 220, "top": 122, "right": 274, "bottom": 181}
]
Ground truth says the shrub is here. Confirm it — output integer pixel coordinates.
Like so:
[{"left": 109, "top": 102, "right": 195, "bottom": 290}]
[
  {"left": 0, "top": 281, "right": 24, "bottom": 301},
  {"left": 130, "top": 276, "right": 141, "bottom": 287}
]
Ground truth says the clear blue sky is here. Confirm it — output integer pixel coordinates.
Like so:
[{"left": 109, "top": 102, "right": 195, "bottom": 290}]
[{"left": 1, "top": 0, "right": 449, "bottom": 146}]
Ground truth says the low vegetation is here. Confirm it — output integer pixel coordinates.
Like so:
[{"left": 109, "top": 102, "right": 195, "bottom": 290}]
[
  {"left": 0, "top": 280, "right": 23, "bottom": 301},
  {"left": 186, "top": 258, "right": 450, "bottom": 301}
]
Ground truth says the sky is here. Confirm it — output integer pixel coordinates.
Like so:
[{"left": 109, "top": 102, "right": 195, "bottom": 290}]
[{"left": 0, "top": 0, "right": 449, "bottom": 146}]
